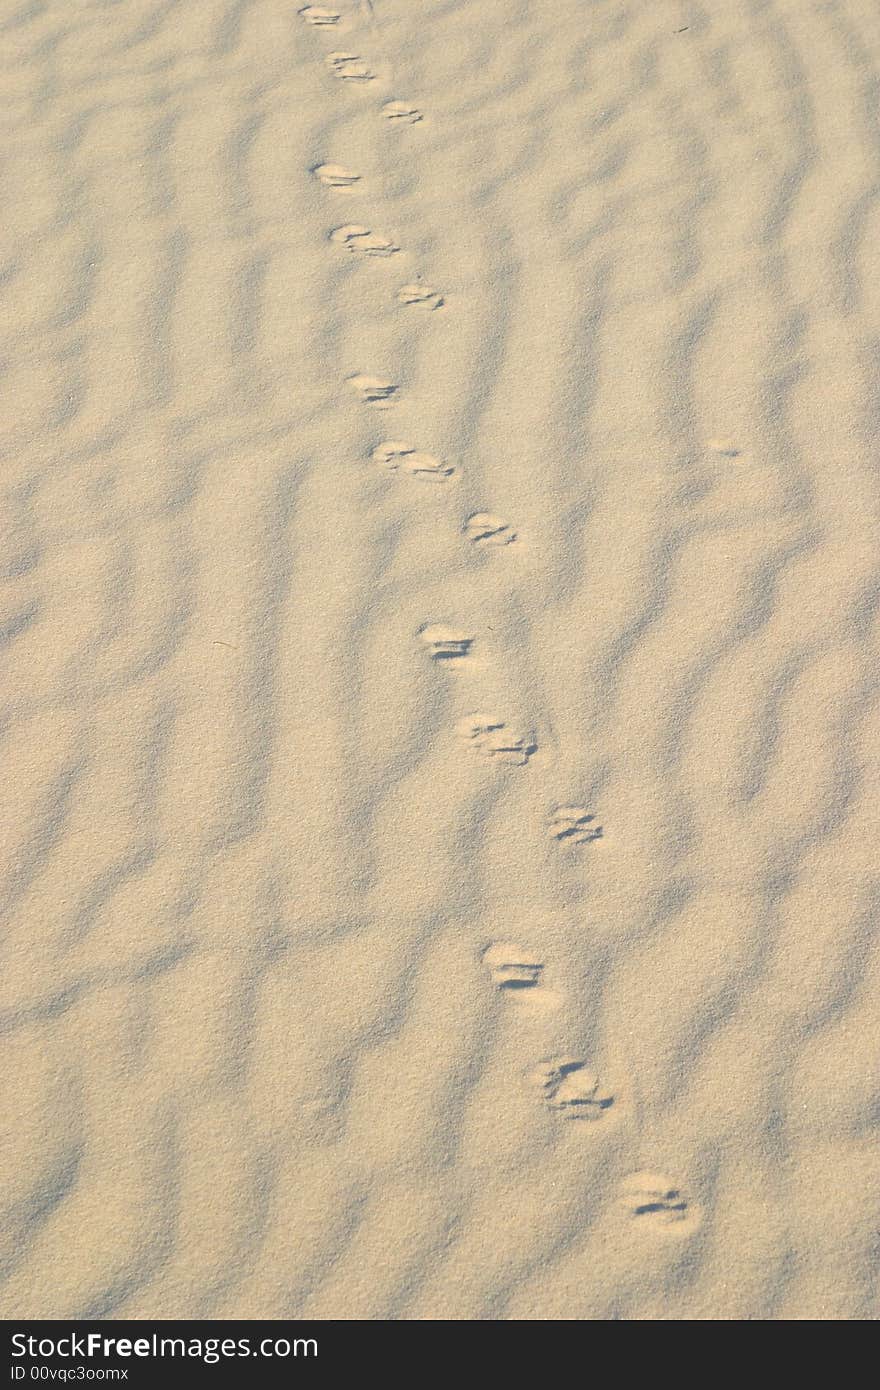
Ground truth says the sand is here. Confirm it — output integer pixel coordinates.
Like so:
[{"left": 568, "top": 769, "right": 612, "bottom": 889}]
[{"left": 1, "top": 0, "right": 879, "bottom": 1321}]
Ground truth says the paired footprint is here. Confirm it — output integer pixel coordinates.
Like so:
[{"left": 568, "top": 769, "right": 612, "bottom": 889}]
[
  {"left": 326, "top": 51, "right": 375, "bottom": 81},
  {"left": 464, "top": 512, "right": 517, "bottom": 546},
  {"left": 383, "top": 99, "right": 424, "bottom": 124},
  {"left": 347, "top": 374, "right": 397, "bottom": 406},
  {"left": 372, "top": 440, "right": 454, "bottom": 479},
  {"left": 331, "top": 224, "right": 399, "bottom": 256},
  {"left": 313, "top": 162, "right": 361, "bottom": 188},
  {"left": 458, "top": 714, "right": 537, "bottom": 766},
  {"left": 529, "top": 1057, "right": 615, "bottom": 1119},
  {"left": 419, "top": 624, "right": 473, "bottom": 660},
  {"left": 549, "top": 806, "right": 602, "bottom": 845},
  {"left": 397, "top": 281, "right": 444, "bottom": 310},
  {"left": 482, "top": 942, "right": 544, "bottom": 990},
  {"left": 618, "top": 1173, "right": 698, "bottom": 1229},
  {"left": 299, "top": 4, "right": 341, "bottom": 25}
]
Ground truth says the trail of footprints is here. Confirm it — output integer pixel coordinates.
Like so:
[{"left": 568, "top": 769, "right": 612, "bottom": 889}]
[{"left": 300, "top": 5, "right": 697, "bottom": 1238}]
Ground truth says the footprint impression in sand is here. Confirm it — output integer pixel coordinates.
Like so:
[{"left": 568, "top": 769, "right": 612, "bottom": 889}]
[
  {"left": 618, "top": 1173, "right": 698, "bottom": 1229},
  {"left": 482, "top": 942, "right": 544, "bottom": 990},
  {"left": 529, "top": 1058, "right": 615, "bottom": 1118},
  {"left": 313, "top": 163, "right": 361, "bottom": 188},
  {"left": 457, "top": 714, "right": 537, "bottom": 766},
  {"left": 549, "top": 806, "right": 602, "bottom": 845},
  {"left": 326, "top": 52, "right": 375, "bottom": 81},
  {"left": 418, "top": 624, "right": 474, "bottom": 660},
  {"left": 397, "top": 282, "right": 445, "bottom": 311},
  {"left": 464, "top": 512, "right": 517, "bottom": 546},
  {"left": 382, "top": 100, "right": 424, "bottom": 124},
  {"left": 347, "top": 374, "right": 398, "bottom": 406},
  {"left": 372, "top": 440, "right": 454, "bottom": 479},
  {"left": 299, "top": 5, "right": 341, "bottom": 25},
  {"left": 331, "top": 225, "right": 400, "bottom": 256}
]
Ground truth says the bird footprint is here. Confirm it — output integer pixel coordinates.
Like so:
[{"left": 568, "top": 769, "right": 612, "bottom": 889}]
[
  {"left": 371, "top": 441, "right": 454, "bottom": 479},
  {"left": 464, "top": 512, "right": 517, "bottom": 546},
  {"left": 330, "top": 224, "right": 399, "bottom": 256},
  {"left": 482, "top": 942, "right": 543, "bottom": 990},
  {"left": 530, "top": 1058, "right": 614, "bottom": 1117},
  {"left": 618, "top": 1173, "right": 694, "bottom": 1226},
  {"left": 397, "top": 282, "right": 445, "bottom": 310},
  {"left": 419, "top": 624, "right": 473, "bottom": 660},
  {"left": 383, "top": 100, "right": 423, "bottom": 124},
  {"left": 347, "top": 374, "right": 398, "bottom": 406},
  {"left": 549, "top": 806, "right": 602, "bottom": 844},
  {"left": 458, "top": 715, "right": 536, "bottom": 765},
  {"left": 326, "top": 52, "right": 375, "bottom": 81},
  {"left": 299, "top": 5, "right": 341, "bottom": 25},
  {"left": 313, "top": 163, "right": 361, "bottom": 188}
]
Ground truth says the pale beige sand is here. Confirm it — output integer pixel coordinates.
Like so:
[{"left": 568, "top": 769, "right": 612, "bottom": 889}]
[{"left": 1, "top": 0, "right": 879, "bottom": 1321}]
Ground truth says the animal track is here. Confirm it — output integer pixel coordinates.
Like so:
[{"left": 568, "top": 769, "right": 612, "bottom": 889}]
[
  {"left": 397, "top": 282, "right": 444, "bottom": 311},
  {"left": 326, "top": 52, "right": 375, "bottom": 81},
  {"left": 347, "top": 374, "right": 398, "bottom": 406},
  {"left": 330, "top": 224, "right": 399, "bottom": 256},
  {"left": 529, "top": 1058, "right": 614, "bottom": 1117},
  {"left": 457, "top": 715, "right": 536, "bottom": 765},
  {"left": 464, "top": 513, "right": 517, "bottom": 546},
  {"left": 418, "top": 624, "right": 473, "bottom": 660},
  {"left": 482, "top": 942, "right": 543, "bottom": 990},
  {"left": 382, "top": 100, "right": 424, "bottom": 124},
  {"left": 371, "top": 441, "right": 454, "bottom": 479},
  {"left": 313, "top": 163, "right": 361, "bottom": 188},
  {"left": 618, "top": 1173, "right": 695, "bottom": 1227},
  {"left": 299, "top": 5, "right": 341, "bottom": 24},
  {"left": 549, "top": 806, "right": 602, "bottom": 844}
]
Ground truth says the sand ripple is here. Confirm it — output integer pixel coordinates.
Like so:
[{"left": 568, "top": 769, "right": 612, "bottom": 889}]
[{"left": 1, "top": 0, "right": 879, "bottom": 1320}]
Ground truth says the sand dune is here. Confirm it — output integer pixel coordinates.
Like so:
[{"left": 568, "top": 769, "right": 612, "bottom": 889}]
[{"left": 2, "top": 0, "right": 879, "bottom": 1320}]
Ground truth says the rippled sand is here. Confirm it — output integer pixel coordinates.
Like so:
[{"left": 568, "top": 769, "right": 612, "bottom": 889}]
[{"left": 2, "top": 0, "right": 879, "bottom": 1320}]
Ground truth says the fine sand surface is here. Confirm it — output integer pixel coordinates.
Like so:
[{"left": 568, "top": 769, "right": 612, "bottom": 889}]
[{"left": 2, "top": 0, "right": 880, "bottom": 1322}]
